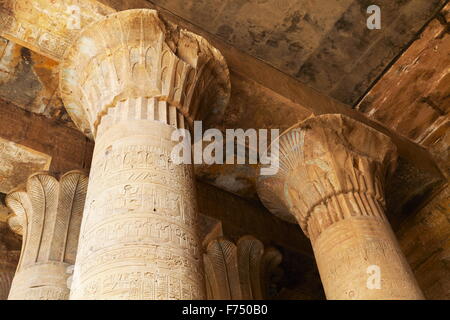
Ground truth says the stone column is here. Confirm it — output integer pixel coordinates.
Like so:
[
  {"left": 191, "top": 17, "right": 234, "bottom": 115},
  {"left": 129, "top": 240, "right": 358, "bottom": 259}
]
[
  {"left": 257, "top": 114, "right": 424, "bottom": 300},
  {"left": 59, "top": 9, "right": 230, "bottom": 299},
  {"left": 0, "top": 222, "right": 20, "bottom": 300},
  {"left": 5, "top": 171, "right": 88, "bottom": 300}
]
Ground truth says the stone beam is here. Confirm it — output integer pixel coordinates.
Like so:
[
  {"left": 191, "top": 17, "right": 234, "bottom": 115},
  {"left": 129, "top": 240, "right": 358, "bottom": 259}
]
[
  {"left": 0, "top": 98, "right": 93, "bottom": 175},
  {"left": 196, "top": 182, "right": 312, "bottom": 256},
  {"left": 132, "top": 2, "right": 446, "bottom": 225}
]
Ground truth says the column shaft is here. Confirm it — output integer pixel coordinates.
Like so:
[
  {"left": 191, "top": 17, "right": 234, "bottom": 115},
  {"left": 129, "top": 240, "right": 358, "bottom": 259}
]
[
  {"left": 70, "top": 100, "right": 204, "bottom": 299},
  {"left": 309, "top": 193, "right": 423, "bottom": 299}
]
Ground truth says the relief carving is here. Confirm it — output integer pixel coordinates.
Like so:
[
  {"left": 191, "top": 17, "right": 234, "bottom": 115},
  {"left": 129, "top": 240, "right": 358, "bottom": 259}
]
[
  {"left": 203, "top": 235, "right": 282, "bottom": 300},
  {"left": 5, "top": 170, "right": 88, "bottom": 300},
  {"left": 59, "top": 9, "right": 230, "bottom": 138},
  {"left": 257, "top": 114, "right": 424, "bottom": 300}
]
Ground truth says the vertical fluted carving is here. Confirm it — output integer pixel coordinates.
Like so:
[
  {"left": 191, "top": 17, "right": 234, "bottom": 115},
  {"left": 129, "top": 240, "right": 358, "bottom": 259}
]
[
  {"left": 5, "top": 171, "right": 88, "bottom": 300},
  {"left": 203, "top": 236, "right": 282, "bottom": 300},
  {"left": 257, "top": 114, "right": 424, "bottom": 300}
]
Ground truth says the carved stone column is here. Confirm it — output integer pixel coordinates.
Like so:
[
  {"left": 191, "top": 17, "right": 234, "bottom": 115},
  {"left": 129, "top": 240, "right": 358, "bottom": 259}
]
[
  {"left": 5, "top": 171, "right": 88, "bottom": 300},
  {"left": 59, "top": 9, "right": 230, "bottom": 299},
  {"left": 0, "top": 222, "right": 20, "bottom": 300},
  {"left": 257, "top": 114, "right": 424, "bottom": 300}
]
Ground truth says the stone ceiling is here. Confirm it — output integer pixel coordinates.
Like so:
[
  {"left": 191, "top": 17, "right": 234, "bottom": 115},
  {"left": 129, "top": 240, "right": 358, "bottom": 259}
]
[
  {"left": 0, "top": 0, "right": 447, "bottom": 299},
  {"left": 0, "top": 0, "right": 447, "bottom": 118},
  {"left": 148, "top": 0, "right": 446, "bottom": 105}
]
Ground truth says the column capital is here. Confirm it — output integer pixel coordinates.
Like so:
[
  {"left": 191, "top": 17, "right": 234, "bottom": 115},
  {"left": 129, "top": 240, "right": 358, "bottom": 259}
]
[
  {"left": 257, "top": 114, "right": 397, "bottom": 238},
  {"left": 60, "top": 9, "right": 230, "bottom": 139}
]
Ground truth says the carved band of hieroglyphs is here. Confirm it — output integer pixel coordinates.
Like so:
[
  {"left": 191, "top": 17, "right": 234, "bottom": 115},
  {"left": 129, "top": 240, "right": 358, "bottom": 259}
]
[
  {"left": 256, "top": 114, "right": 424, "bottom": 300},
  {"left": 77, "top": 215, "right": 201, "bottom": 257},
  {"left": 62, "top": 9, "right": 228, "bottom": 300},
  {"left": 83, "top": 183, "right": 197, "bottom": 228},
  {"left": 75, "top": 270, "right": 204, "bottom": 300},
  {"left": 89, "top": 144, "right": 194, "bottom": 188}
]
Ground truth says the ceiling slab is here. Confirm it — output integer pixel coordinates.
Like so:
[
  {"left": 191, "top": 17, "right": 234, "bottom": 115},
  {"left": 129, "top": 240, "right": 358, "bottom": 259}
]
[
  {"left": 357, "top": 4, "right": 450, "bottom": 148},
  {"left": 146, "top": 0, "right": 447, "bottom": 105}
]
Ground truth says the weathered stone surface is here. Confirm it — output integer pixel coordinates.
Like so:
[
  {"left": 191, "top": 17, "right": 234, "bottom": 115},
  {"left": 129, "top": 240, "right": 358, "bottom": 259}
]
[
  {"left": 0, "top": 38, "right": 69, "bottom": 123},
  {"left": 0, "top": 137, "right": 51, "bottom": 194},
  {"left": 357, "top": 3, "right": 450, "bottom": 146},
  {"left": 59, "top": 9, "right": 230, "bottom": 139},
  {"left": 0, "top": 98, "right": 93, "bottom": 176},
  {"left": 257, "top": 114, "right": 424, "bottom": 300},
  {"left": 6, "top": 171, "right": 88, "bottom": 300},
  {"left": 0, "top": 38, "right": 21, "bottom": 85},
  {"left": 0, "top": 1, "right": 444, "bottom": 214},
  {"left": 353, "top": 6, "right": 450, "bottom": 300},
  {"left": 0, "top": 0, "right": 447, "bottom": 301},
  {"left": 5, "top": 0, "right": 445, "bottom": 107},
  {"left": 137, "top": 0, "right": 446, "bottom": 105},
  {"left": 0, "top": 97, "right": 311, "bottom": 256},
  {"left": 0, "top": 221, "right": 20, "bottom": 300},
  {"left": 0, "top": 201, "right": 8, "bottom": 223},
  {"left": 0, "top": 0, "right": 114, "bottom": 61},
  {"left": 196, "top": 181, "right": 312, "bottom": 255},
  {"left": 398, "top": 186, "right": 450, "bottom": 300}
]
